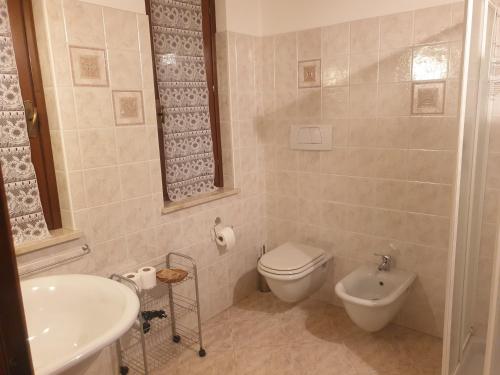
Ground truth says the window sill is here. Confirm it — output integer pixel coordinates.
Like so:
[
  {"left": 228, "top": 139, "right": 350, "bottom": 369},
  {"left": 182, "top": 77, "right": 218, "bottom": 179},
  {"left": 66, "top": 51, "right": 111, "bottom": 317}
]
[
  {"left": 162, "top": 188, "right": 240, "bottom": 215},
  {"left": 15, "top": 228, "right": 83, "bottom": 255}
]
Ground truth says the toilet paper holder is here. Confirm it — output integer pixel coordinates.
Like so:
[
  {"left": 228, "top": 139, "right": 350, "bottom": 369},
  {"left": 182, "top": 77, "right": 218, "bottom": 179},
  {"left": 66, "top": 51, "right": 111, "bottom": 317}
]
[{"left": 212, "top": 217, "right": 233, "bottom": 242}]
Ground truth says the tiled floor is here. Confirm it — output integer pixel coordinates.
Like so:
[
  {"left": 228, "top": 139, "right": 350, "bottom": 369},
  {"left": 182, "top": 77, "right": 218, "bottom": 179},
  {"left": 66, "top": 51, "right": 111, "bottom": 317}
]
[{"left": 154, "top": 292, "right": 443, "bottom": 375}]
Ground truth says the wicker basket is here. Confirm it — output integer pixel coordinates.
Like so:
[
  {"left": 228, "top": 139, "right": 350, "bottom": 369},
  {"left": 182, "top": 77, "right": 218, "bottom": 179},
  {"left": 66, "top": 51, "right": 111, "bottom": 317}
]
[{"left": 156, "top": 268, "right": 188, "bottom": 284}]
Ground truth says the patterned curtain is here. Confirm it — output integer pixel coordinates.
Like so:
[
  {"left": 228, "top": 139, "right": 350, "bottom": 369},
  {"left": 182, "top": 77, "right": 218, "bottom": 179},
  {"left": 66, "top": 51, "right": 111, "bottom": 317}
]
[
  {"left": 0, "top": 0, "right": 50, "bottom": 244},
  {"left": 150, "top": 0, "right": 217, "bottom": 201}
]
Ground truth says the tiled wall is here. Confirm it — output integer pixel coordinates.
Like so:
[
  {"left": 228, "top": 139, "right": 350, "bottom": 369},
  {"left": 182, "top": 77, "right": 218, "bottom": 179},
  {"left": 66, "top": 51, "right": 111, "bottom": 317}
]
[
  {"left": 258, "top": 3, "right": 464, "bottom": 337},
  {"left": 25, "top": 0, "right": 264, "bottom": 330},
  {"left": 22, "top": 1, "right": 466, "bottom": 364}
]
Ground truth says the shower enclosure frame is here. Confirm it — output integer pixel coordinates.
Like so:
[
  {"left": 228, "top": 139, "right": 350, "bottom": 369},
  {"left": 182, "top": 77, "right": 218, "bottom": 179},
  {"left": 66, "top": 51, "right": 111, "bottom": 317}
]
[{"left": 443, "top": 0, "right": 500, "bottom": 374}]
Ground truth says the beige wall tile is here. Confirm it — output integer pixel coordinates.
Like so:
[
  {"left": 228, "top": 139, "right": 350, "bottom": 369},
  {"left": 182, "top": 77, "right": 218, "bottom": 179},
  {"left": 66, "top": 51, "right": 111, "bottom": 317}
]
[
  {"left": 350, "top": 17, "right": 379, "bottom": 54},
  {"left": 412, "top": 44, "right": 449, "bottom": 81},
  {"left": 407, "top": 212, "right": 450, "bottom": 248},
  {"left": 119, "top": 162, "right": 152, "bottom": 199},
  {"left": 87, "top": 203, "right": 124, "bottom": 243},
  {"left": 406, "top": 182, "right": 452, "bottom": 216},
  {"left": 67, "top": 171, "right": 87, "bottom": 210},
  {"left": 320, "top": 148, "right": 350, "bottom": 175},
  {"left": 63, "top": 0, "right": 105, "bottom": 48},
  {"left": 103, "top": 8, "right": 139, "bottom": 50},
  {"left": 377, "top": 83, "right": 411, "bottom": 116},
  {"left": 379, "top": 48, "right": 412, "bottom": 83},
  {"left": 380, "top": 11, "right": 413, "bottom": 50},
  {"left": 322, "top": 55, "right": 349, "bottom": 87},
  {"left": 137, "top": 15, "right": 152, "bottom": 55},
  {"left": 44, "top": 88, "right": 59, "bottom": 130},
  {"left": 57, "top": 87, "right": 78, "bottom": 129},
  {"left": 62, "top": 130, "right": 83, "bottom": 171},
  {"left": 409, "top": 117, "right": 458, "bottom": 150},
  {"left": 116, "top": 126, "right": 149, "bottom": 163},
  {"left": 322, "top": 22, "right": 350, "bottom": 59},
  {"left": 297, "top": 88, "right": 321, "bottom": 120},
  {"left": 350, "top": 52, "right": 378, "bottom": 85},
  {"left": 84, "top": 166, "right": 121, "bottom": 207},
  {"left": 322, "top": 87, "right": 349, "bottom": 119},
  {"left": 414, "top": 5, "right": 453, "bottom": 44},
  {"left": 349, "top": 117, "right": 410, "bottom": 149},
  {"left": 274, "top": 33, "right": 297, "bottom": 89},
  {"left": 55, "top": 171, "right": 70, "bottom": 210},
  {"left": 74, "top": 87, "right": 114, "bottom": 128},
  {"left": 374, "top": 180, "right": 407, "bottom": 210},
  {"left": 107, "top": 49, "right": 142, "bottom": 89},
  {"left": 79, "top": 128, "right": 117, "bottom": 168},
  {"left": 408, "top": 150, "right": 456, "bottom": 184},
  {"left": 349, "top": 84, "right": 377, "bottom": 117},
  {"left": 375, "top": 117, "right": 410, "bottom": 148},
  {"left": 298, "top": 28, "right": 321, "bottom": 61}
]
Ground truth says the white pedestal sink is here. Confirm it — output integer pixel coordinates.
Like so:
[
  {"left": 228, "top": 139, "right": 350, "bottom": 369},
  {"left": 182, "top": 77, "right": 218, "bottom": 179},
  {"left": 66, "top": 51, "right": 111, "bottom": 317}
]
[{"left": 21, "top": 274, "right": 140, "bottom": 375}]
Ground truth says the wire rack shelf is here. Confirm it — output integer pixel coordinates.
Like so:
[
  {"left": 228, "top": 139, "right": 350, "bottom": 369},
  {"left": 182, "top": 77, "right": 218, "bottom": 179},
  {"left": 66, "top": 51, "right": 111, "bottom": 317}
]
[{"left": 111, "top": 252, "right": 205, "bottom": 375}]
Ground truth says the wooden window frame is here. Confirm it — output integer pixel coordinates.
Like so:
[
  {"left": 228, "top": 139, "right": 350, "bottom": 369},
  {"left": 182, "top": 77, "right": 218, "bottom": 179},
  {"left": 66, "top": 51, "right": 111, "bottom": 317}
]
[
  {"left": 145, "top": 0, "right": 224, "bottom": 202},
  {"left": 8, "top": 0, "right": 61, "bottom": 230}
]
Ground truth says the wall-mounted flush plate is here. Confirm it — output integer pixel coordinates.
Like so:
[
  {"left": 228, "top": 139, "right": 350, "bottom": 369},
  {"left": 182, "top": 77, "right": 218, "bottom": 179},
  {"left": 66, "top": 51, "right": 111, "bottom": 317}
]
[{"left": 290, "top": 125, "right": 333, "bottom": 150}]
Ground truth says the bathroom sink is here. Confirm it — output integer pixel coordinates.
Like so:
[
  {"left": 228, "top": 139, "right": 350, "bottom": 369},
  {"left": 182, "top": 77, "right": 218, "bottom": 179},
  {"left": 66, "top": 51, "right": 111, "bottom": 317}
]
[{"left": 21, "top": 274, "right": 140, "bottom": 375}]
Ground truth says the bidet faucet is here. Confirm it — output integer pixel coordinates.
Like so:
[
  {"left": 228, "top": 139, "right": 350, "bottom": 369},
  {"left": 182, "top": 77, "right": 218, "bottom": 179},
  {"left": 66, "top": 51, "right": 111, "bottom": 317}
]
[{"left": 374, "top": 254, "right": 392, "bottom": 271}]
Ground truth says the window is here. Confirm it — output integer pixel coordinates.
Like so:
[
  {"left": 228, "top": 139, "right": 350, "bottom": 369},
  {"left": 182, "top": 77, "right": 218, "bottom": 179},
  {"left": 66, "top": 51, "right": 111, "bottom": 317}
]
[
  {"left": 145, "top": 0, "right": 223, "bottom": 202},
  {"left": 7, "top": 0, "right": 61, "bottom": 229}
]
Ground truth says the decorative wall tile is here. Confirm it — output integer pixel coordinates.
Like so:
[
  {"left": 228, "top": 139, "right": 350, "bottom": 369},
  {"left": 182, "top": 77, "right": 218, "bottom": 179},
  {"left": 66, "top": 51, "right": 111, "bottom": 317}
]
[
  {"left": 298, "top": 60, "right": 321, "bottom": 88},
  {"left": 112, "top": 90, "right": 145, "bottom": 125},
  {"left": 412, "top": 44, "right": 449, "bottom": 81},
  {"left": 412, "top": 81, "right": 446, "bottom": 115},
  {"left": 69, "top": 47, "right": 109, "bottom": 87}
]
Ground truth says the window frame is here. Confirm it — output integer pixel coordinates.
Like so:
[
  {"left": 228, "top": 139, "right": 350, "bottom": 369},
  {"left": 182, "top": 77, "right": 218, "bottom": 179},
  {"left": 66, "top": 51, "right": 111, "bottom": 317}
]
[
  {"left": 7, "top": 0, "right": 61, "bottom": 230},
  {"left": 145, "top": 0, "right": 224, "bottom": 202}
]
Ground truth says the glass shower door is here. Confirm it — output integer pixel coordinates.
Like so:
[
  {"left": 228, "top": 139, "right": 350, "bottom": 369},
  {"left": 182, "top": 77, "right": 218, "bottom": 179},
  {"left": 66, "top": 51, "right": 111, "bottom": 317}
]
[{"left": 443, "top": 0, "right": 493, "bottom": 373}]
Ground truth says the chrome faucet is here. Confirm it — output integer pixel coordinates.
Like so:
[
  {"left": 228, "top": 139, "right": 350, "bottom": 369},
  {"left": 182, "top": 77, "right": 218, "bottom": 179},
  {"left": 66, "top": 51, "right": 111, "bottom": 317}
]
[{"left": 374, "top": 254, "right": 392, "bottom": 272}]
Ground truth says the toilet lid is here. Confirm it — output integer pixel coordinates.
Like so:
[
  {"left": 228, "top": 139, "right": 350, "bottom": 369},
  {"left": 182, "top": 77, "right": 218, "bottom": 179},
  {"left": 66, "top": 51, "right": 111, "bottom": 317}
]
[{"left": 259, "top": 242, "right": 326, "bottom": 273}]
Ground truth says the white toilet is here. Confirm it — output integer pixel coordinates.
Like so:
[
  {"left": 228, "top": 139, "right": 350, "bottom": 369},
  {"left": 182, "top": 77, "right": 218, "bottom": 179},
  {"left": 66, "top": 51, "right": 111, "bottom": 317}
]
[
  {"left": 335, "top": 264, "right": 416, "bottom": 332},
  {"left": 257, "top": 242, "right": 332, "bottom": 303}
]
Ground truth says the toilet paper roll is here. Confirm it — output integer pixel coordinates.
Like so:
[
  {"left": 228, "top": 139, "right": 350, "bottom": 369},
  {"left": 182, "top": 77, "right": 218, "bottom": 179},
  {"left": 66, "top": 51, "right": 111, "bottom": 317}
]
[
  {"left": 138, "top": 266, "right": 157, "bottom": 290},
  {"left": 215, "top": 226, "right": 236, "bottom": 250},
  {"left": 123, "top": 272, "right": 142, "bottom": 292}
]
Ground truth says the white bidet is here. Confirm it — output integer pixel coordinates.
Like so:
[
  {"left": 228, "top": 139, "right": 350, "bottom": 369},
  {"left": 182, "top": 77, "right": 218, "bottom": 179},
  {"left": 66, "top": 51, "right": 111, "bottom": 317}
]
[{"left": 335, "top": 264, "right": 416, "bottom": 332}]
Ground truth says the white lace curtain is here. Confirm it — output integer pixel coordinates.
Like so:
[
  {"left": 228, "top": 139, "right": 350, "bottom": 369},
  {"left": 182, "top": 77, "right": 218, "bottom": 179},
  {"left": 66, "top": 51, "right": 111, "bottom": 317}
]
[
  {"left": 0, "top": 0, "right": 50, "bottom": 244},
  {"left": 150, "top": 0, "right": 217, "bottom": 201}
]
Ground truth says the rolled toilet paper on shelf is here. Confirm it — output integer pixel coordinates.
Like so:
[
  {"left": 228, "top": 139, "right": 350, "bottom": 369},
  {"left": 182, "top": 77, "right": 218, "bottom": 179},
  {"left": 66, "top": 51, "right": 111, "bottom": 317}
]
[
  {"left": 123, "top": 272, "right": 142, "bottom": 292},
  {"left": 215, "top": 226, "right": 236, "bottom": 250},
  {"left": 138, "top": 266, "right": 157, "bottom": 290}
]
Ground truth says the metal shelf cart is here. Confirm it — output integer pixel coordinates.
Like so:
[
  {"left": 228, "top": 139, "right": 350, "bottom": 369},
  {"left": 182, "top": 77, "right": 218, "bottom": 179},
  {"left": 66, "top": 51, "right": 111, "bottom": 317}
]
[{"left": 110, "top": 252, "right": 205, "bottom": 375}]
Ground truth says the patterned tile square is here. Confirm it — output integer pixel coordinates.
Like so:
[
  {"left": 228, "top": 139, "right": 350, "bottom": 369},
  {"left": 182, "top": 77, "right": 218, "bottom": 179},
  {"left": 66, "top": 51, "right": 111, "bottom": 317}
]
[
  {"left": 69, "top": 46, "right": 109, "bottom": 87},
  {"left": 298, "top": 60, "right": 321, "bottom": 88},
  {"left": 112, "top": 90, "right": 145, "bottom": 125},
  {"left": 412, "top": 81, "right": 446, "bottom": 115}
]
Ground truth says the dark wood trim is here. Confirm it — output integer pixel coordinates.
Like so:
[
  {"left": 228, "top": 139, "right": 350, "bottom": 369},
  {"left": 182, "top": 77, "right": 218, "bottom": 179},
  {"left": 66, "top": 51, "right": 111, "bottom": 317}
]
[
  {"left": 0, "top": 168, "right": 34, "bottom": 375},
  {"left": 202, "top": 0, "right": 223, "bottom": 187},
  {"left": 145, "top": 0, "right": 224, "bottom": 201},
  {"left": 8, "top": 0, "right": 62, "bottom": 229},
  {"left": 145, "top": 0, "right": 170, "bottom": 202}
]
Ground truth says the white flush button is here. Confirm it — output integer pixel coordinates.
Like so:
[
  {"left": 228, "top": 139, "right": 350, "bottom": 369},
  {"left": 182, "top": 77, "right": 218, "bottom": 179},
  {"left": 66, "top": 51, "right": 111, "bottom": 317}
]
[{"left": 290, "top": 125, "right": 333, "bottom": 150}]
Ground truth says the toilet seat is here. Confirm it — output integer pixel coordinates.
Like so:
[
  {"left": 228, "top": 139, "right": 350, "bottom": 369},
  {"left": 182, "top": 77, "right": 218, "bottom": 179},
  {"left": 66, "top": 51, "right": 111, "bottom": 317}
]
[{"left": 258, "top": 242, "right": 328, "bottom": 280}]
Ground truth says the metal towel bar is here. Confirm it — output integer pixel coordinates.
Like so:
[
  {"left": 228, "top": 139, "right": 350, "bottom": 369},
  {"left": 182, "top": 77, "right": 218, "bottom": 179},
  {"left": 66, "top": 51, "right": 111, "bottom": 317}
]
[{"left": 19, "top": 244, "right": 91, "bottom": 277}]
